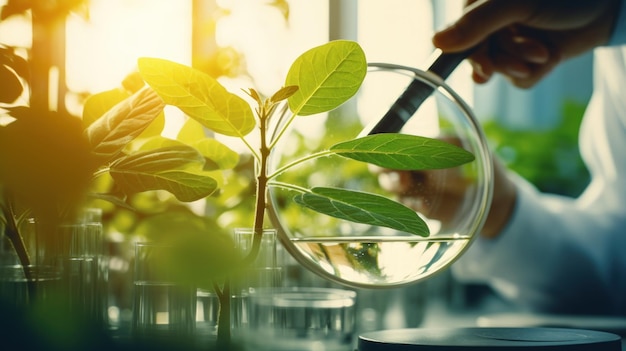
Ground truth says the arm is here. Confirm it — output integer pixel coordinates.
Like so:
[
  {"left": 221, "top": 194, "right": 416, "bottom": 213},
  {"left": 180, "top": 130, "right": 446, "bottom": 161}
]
[
  {"left": 429, "top": 0, "right": 625, "bottom": 239},
  {"left": 431, "top": 1, "right": 626, "bottom": 313},
  {"left": 454, "top": 47, "right": 626, "bottom": 314}
]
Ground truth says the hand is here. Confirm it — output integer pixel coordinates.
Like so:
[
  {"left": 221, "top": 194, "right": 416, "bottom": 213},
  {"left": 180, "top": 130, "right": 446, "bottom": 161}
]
[
  {"left": 378, "top": 155, "right": 517, "bottom": 239},
  {"left": 433, "top": 0, "right": 620, "bottom": 88},
  {"left": 377, "top": 166, "right": 471, "bottom": 226}
]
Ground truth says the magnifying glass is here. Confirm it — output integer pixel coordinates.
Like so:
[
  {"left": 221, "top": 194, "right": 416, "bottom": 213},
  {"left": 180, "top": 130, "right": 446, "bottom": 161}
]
[
  {"left": 361, "top": 48, "right": 475, "bottom": 135},
  {"left": 268, "top": 48, "right": 492, "bottom": 289}
]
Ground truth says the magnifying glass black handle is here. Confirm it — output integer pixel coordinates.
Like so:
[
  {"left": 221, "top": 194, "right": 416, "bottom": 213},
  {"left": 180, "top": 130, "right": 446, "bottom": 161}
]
[{"left": 361, "top": 48, "right": 475, "bottom": 135}]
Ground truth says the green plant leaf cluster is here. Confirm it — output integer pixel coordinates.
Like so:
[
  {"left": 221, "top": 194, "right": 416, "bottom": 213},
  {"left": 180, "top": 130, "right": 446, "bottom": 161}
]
[
  {"left": 83, "top": 86, "right": 234, "bottom": 204},
  {"left": 137, "top": 57, "right": 255, "bottom": 137},
  {"left": 138, "top": 40, "right": 475, "bottom": 238}
]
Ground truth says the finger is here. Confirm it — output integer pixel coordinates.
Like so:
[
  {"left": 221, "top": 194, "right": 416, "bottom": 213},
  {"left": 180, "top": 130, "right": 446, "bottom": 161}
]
[
  {"left": 490, "top": 34, "right": 560, "bottom": 88},
  {"left": 492, "top": 50, "right": 532, "bottom": 80},
  {"left": 508, "top": 58, "right": 559, "bottom": 89},
  {"left": 508, "top": 36, "right": 550, "bottom": 64},
  {"left": 494, "top": 26, "right": 551, "bottom": 63},
  {"left": 488, "top": 52, "right": 557, "bottom": 89},
  {"left": 468, "top": 44, "right": 494, "bottom": 84},
  {"left": 433, "top": 0, "right": 535, "bottom": 52}
]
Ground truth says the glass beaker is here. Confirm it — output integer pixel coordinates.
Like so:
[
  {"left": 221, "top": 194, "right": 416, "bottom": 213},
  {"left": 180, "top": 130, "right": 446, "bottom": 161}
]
[
  {"left": 131, "top": 242, "right": 196, "bottom": 340},
  {"left": 246, "top": 287, "right": 356, "bottom": 351}
]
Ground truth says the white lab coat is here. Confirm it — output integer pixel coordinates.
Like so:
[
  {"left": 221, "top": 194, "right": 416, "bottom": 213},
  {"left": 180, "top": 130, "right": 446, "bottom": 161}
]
[{"left": 453, "top": 46, "right": 626, "bottom": 315}]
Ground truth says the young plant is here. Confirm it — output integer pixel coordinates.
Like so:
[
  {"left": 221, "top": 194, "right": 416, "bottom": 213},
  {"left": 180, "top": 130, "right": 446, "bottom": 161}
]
[
  {"left": 139, "top": 39, "right": 474, "bottom": 240},
  {"left": 136, "top": 40, "right": 474, "bottom": 347}
]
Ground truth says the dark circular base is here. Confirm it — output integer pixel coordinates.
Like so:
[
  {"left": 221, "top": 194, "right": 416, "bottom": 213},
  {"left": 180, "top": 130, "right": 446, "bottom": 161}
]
[{"left": 358, "top": 327, "right": 622, "bottom": 350}]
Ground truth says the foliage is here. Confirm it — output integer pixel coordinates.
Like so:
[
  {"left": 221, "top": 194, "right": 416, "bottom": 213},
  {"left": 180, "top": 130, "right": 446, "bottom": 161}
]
[
  {"left": 138, "top": 40, "right": 474, "bottom": 240},
  {"left": 0, "top": 51, "right": 240, "bottom": 285},
  {"left": 0, "top": 45, "right": 28, "bottom": 103},
  {"left": 134, "top": 40, "right": 474, "bottom": 347},
  {"left": 483, "top": 100, "right": 590, "bottom": 197}
]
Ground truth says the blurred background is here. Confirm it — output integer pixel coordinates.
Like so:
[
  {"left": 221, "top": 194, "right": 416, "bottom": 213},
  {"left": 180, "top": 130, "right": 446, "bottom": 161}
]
[{"left": 0, "top": 0, "right": 593, "bottom": 336}]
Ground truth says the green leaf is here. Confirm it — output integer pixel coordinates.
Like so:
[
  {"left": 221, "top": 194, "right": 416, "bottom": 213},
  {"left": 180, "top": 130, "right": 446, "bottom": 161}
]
[
  {"left": 109, "top": 145, "right": 218, "bottom": 202},
  {"left": 132, "top": 136, "right": 186, "bottom": 152},
  {"left": 244, "top": 88, "right": 262, "bottom": 105},
  {"left": 294, "top": 187, "right": 429, "bottom": 236},
  {"left": 177, "top": 118, "right": 206, "bottom": 144},
  {"left": 83, "top": 88, "right": 165, "bottom": 138},
  {"left": 285, "top": 40, "right": 366, "bottom": 116},
  {"left": 82, "top": 88, "right": 130, "bottom": 127},
  {"left": 330, "top": 134, "right": 475, "bottom": 170},
  {"left": 110, "top": 145, "right": 205, "bottom": 172},
  {"left": 109, "top": 168, "right": 218, "bottom": 202},
  {"left": 191, "top": 138, "right": 239, "bottom": 170},
  {"left": 0, "top": 64, "right": 23, "bottom": 103},
  {"left": 138, "top": 57, "right": 255, "bottom": 137},
  {"left": 108, "top": 145, "right": 218, "bottom": 201},
  {"left": 270, "top": 85, "right": 298, "bottom": 103},
  {"left": 88, "top": 193, "right": 135, "bottom": 211},
  {"left": 85, "top": 87, "right": 165, "bottom": 161},
  {"left": 128, "top": 134, "right": 237, "bottom": 171}
]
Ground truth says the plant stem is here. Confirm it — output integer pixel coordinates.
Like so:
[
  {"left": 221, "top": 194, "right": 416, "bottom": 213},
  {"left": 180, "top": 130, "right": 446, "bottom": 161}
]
[
  {"left": 267, "top": 181, "right": 309, "bottom": 194},
  {"left": 216, "top": 279, "right": 231, "bottom": 349},
  {"left": 1, "top": 193, "right": 35, "bottom": 302},
  {"left": 268, "top": 102, "right": 302, "bottom": 150},
  {"left": 244, "top": 100, "right": 272, "bottom": 266},
  {"left": 215, "top": 99, "right": 274, "bottom": 349},
  {"left": 267, "top": 150, "right": 333, "bottom": 180}
]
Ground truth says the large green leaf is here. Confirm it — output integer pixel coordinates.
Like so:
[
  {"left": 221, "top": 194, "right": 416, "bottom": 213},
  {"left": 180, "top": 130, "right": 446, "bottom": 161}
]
[
  {"left": 330, "top": 134, "right": 475, "bottom": 170},
  {"left": 85, "top": 87, "right": 165, "bottom": 162},
  {"left": 83, "top": 88, "right": 165, "bottom": 138},
  {"left": 131, "top": 135, "right": 186, "bottom": 153},
  {"left": 109, "top": 145, "right": 216, "bottom": 201},
  {"left": 82, "top": 88, "right": 129, "bottom": 127},
  {"left": 109, "top": 168, "right": 218, "bottom": 202},
  {"left": 293, "top": 187, "right": 429, "bottom": 236},
  {"left": 110, "top": 145, "right": 205, "bottom": 172},
  {"left": 177, "top": 118, "right": 206, "bottom": 144},
  {"left": 127, "top": 134, "right": 237, "bottom": 171},
  {"left": 285, "top": 40, "right": 366, "bottom": 116},
  {"left": 191, "top": 138, "right": 239, "bottom": 171},
  {"left": 137, "top": 57, "right": 255, "bottom": 137}
]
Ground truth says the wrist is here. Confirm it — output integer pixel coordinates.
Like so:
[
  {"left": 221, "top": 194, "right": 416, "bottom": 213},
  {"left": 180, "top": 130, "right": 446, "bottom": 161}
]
[{"left": 480, "top": 160, "right": 518, "bottom": 239}]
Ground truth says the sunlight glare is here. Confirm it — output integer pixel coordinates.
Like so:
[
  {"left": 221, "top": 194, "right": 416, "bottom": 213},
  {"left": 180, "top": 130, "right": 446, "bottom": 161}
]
[{"left": 66, "top": 0, "right": 192, "bottom": 94}]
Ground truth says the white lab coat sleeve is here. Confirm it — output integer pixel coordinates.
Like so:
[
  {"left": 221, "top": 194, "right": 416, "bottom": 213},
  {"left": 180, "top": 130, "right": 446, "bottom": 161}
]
[{"left": 452, "top": 46, "right": 626, "bottom": 314}]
